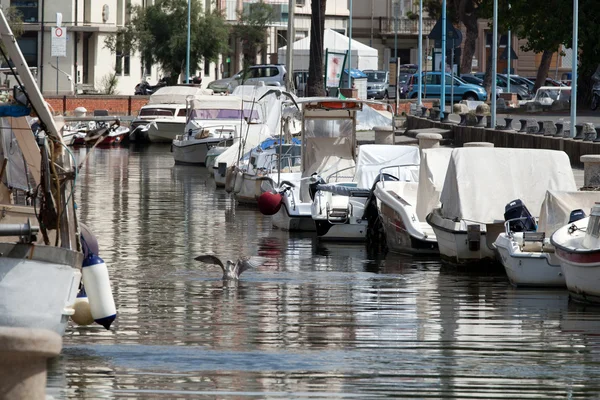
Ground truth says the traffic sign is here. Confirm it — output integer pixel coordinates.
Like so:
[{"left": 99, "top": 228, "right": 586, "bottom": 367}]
[
  {"left": 51, "top": 27, "right": 67, "bottom": 57},
  {"left": 429, "top": 17, "right": 462, "bottom": 48}
]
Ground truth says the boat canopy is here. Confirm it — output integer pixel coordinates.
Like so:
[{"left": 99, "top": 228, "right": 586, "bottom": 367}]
[
  {"left": 355, "top": 144, "right": 419, "bottom": 189},
  {"left": 415, "top": 148, "right": 453, "bottom": 221},
  {"left": 439, "top": 148, "right": 576, "bottom": 224},
  {"left": 147, "top": 86, "right": 214, "bottom": 105},
  {"left": 213, "top": 124, "right": 272, "bottom": 167},
  {"left": 537, "top": 190, "right": 600, "bottom": 234}
]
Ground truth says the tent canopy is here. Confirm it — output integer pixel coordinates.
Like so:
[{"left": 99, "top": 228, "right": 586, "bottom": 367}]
[
  {"left": 537, "top": 191, "right": 600, "bottom": 234},
  {"left": 278, "top": 29, "right": 379, "bottom": 71}
]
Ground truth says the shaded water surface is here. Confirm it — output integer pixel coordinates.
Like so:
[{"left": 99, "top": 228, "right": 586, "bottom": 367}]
[{"left": 48, "top": 146, "right": 600, "bottom": 399}]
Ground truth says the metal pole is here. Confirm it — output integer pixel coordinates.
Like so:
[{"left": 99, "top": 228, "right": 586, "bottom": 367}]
[
  {"left": 570, "top": 0, "right": 578, "bottom": 133},
  {"left": 394, "top": 1, "right": 398, "bottom": 65},
  {"left": 491, "top": 0, "right": 498, "bottom": 128},
  {"left": 285, "top": 0, "right": 295, "bottom": 92},
  {"left": 440, "top": 0, "right": 446, "bottom": 120},
  {"left": 451, "top": 40, "right": 454, "bottom": 106},
  {"left": 186, "top": 0, "right": 191, "bottom": 83},
  {"left": 348, "top": 0, "right": 353, "bottom": 89},
  {"left": 56, "top": 57, "right": 58, "bottom": 94},
  {"left": 417, "top": 0, "right": 423, "bottom": 106},
  {"left": 507, "top": 30, "right": 511, "bottom": 93},
  {"left": 395, "top": 57, "right": 400, "bottom": 115}
]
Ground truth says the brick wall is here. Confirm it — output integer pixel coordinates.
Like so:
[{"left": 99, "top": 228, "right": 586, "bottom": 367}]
[{"left": 45, "top": 95, "right": 151, "bottom": 116}]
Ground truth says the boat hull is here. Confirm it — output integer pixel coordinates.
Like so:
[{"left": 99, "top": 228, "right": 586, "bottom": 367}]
[
  {"left": 555, "top": 247, "right": 600, "bottom": 302},
  {"left": 495, "top": 233, "right": 565, "bottom": 287},
  {"left": 172, "top": 138, "right": 222, "bottom": 165},
  {"left": 147, "top": 121, "right": 186, "bottom": 143},
  {"left": 272, "top": 202, "right": 315, "bottom": 232},
  {"left": 0, "top": 243, "right": 82, "bottom": 336},
  {"left": 314, "top": 220, "right": 367, "bottom": 241},
  {"left": 378, "top": 200, "right": 438, "bottom": 255},
  {"left": 427, "top": 211, "right": 498, "bottom": 265}
]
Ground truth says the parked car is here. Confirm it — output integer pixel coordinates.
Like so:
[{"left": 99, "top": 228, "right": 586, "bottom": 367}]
[
  {"left": 460, "top": 74, "right": 504, "bottom": 98},
  {"left": 227, "top": 64, "right": 287, "bottom": 92},
  {"left": 406, "top": 72, "right": 487, "bottom": 102},
  {"left": 504, "top": 75, "right": 535, "bottom": 92},
  {"left": 207, "top": 77, "right": 233, "bottom": 93},
  {"left": 526, "top": 77, "right": 567, "bottom": 87},
  {"left": 473, "top": 73, "right": 533, "bottom": 100},
  {"left": 397, "top": 73, "right": 410, "bottom": 99},
  {"left": 364, "top": 70, "right": 390, "bottom": 99}
]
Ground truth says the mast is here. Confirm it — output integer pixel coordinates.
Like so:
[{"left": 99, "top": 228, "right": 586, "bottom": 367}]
[{"left": 285, "top": 0, "right": 295, "bottom": 92}]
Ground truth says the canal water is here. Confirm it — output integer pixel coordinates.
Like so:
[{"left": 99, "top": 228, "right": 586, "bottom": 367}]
[{"left": 48, "top": 146, "right": 600, "bottom": 399}]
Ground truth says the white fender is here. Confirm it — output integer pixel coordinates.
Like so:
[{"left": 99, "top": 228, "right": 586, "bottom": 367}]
[
  {"left": 82, "top": 254, "right": 117, "bottom": 329},
  {"left": 71, "top": 288, "right": 94, "bottom": 326}
]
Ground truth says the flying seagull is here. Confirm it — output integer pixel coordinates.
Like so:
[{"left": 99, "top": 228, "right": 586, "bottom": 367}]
[
  {"left": 195, "top": 254, "right": 266, "bottom": 280},
  {"left": 257, "top": 88, "right": 299, "bottom": 110}
]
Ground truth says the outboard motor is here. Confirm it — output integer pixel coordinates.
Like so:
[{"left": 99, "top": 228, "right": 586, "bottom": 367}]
[
  {"left": 569, "top": 209, "right": 587, "bottom": 223},
  {"left": 308, "top": 174, "right": 326, "bottom": 201},
  {"left": 504, "top": 199, "right": 536, "bottom": 232}
]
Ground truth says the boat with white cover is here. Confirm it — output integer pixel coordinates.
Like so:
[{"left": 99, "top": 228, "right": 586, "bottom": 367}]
[
  {"left": 551, "top": 203, "right": 600, "bottom": 302},
  {"left": 373, "top": 147, "right": 452, "bottom": 254},
  {"left": 310, "top": 144, "right": 420, "bottom": 241},
  {"left": 495, "top": 191, "right": 598, "bottom": 287},
  {"left": 172, "top": 95, "right": 249, "bottom": 165},
  {"left": 0, "top": 10, "right": 83, "bottom": 336},
  {"left": 130, "top": 86, "right": 214, "bottom": 143},
  {"left": 427, "top": 147, "right": 577, "bottom": 265}
]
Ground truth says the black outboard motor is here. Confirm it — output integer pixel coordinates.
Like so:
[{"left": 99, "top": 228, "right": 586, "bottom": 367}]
[
  {"left": 569, "top": 209, "right": 587, "bottom": 223},
  {"left": 504, "top": 199, "right": 537, "bottom": 232},
  {"left": 308, "top": 174, "right": 326, "bottom": 200}
]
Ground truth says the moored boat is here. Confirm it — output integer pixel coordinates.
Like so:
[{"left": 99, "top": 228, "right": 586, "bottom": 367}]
[
  {"left": 427, "top": 147, "right": 577, "bottom": 265},
  {"left": 552, "top": 203, "right": 600, "bottom": 302}
]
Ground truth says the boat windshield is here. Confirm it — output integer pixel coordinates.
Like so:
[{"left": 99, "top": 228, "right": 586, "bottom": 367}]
[
  {"left": 190, "top": 108, "right": 261, "bottom": 121},
  {"left": 304, "top": 118, "right": 354, "bottom": 138},
  {"left": 139, "top": 108, "right": 175, "bottom": 117}
]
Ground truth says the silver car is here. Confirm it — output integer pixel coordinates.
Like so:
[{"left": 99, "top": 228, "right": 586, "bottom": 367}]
[
  {"left": 227, "top": 65, "right": 287, "bottom": 92},
  {"left": 365, "top": 70, "right": 390, "bottom": 99}
]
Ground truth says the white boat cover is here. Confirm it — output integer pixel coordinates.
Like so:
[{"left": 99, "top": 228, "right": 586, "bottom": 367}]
[
  {"left": 415, "top": 148, "right": 453, "bottom": 221},
  {"left": 189, "top": 95, "right": 243, "bottom": 110},
  {"left": 0, "top": 117, "right": 40, "bottom": 194},
  {"left": 232, "top": 85, "right": 295, "bottom": 135},
  {"left": 147, "top": 86, "right": 214, "bottom": 105},
  {"left": 537, "top": 190, "right": 600, "bottom": 234},
  {"left": 439, "top": 148, "right": 576, "bottom": 224},
  {"left": 213, "top": 124, "right": 272, "bottom": 168},
  {"left": 355, "top": 144, "right": 420, "bottom": 189}
]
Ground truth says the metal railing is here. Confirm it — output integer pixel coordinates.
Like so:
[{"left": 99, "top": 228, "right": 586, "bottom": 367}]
[
  {"left": 378, "top": 164, "right": 419, "bottom": 188},
  {"left": 352, "top": 17, "right": 436, "bottom": 36}
]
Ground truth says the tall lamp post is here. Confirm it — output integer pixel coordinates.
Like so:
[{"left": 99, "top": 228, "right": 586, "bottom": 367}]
[
  {"left": 571, "top": 0, "right": 578, "bottom": 132},
  {"left": 186, "top": 0, "right": 191, "bottom": 83},
  {"left": 285, "top": 0, "right": 295, "bottom": 92},
  {"left": 491, "top": 0, "right": 498, "bottom": 128},
  {"left": 440, "top": 0, "right": 446, "bottom": 120},
  {"left": 417, "top": 0, "right": 423, "bottom": 106},
  {"left": 348, "top": 0, "right": 353, "bottom": 89}
]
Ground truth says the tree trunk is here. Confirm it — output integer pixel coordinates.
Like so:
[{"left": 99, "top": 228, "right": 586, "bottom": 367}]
[
  {"left": 307, "top": 0, "right": 326, "bottom": 97},
  {"left": 534, "top": 50, "right": 554, "bottom": 93},
  {"left": 483, "top": 54, "right": 493, "bottom": 104},
  {"left": 459, "top": 2, "right": 478, "bottom": 74}
]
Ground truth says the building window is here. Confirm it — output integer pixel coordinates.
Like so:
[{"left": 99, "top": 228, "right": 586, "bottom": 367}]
[
  {"left": 115, "top": 34, "right": 129, "bottom": 75},
  {"left": 11, "top": 1, "right": 38, "bottom": 23},
  {"left": 17, "top": 32, "right": 37, "bottom": 66}
]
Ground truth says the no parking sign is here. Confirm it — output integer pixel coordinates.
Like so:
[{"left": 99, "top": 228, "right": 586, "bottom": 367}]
[{"left": 51, "top": 26, "right": 67, "bottom": 57}]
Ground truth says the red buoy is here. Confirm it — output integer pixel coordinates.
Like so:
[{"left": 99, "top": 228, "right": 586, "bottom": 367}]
[{"left": 258, "top": 192, "right": 283, "bottom": 215}]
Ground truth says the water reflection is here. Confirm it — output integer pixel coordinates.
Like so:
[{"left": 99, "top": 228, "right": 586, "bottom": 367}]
[{"left": 46, "top": 146, "right": 600, "bottom": 398}]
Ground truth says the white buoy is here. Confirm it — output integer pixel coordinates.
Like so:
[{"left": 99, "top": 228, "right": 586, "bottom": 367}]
[
  {"left": 82, "top": 254, "right": 117, "bottom": 329},
  {"left": 71, "top": 288, "right": 94, "bottom": 326}
]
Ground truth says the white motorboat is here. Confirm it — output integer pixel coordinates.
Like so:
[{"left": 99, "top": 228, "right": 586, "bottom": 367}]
[
  {"left": 427, "top": 148, "right": 577, "bottom": 265},
  {"left": 310, "top": 144, "right": 420, "bottom": 241},
  {"left": 233, "top": 140, "right": 301, "bottom": 205},
  {"left": 130, "top": 86, "right": 214, "bottom": 143},
  {"left": 373, "top": 147, "right": 452, "bottom": 254},
  {"left": 172, "top": 95, "right": 248, "bottom": 165},
  {"left": 213, "top": 85, "right": 298, "bottom": 188},
  {"left": 495, "top": 191, "right": 599, "bottom": 287},
  {"left": 552, "top": 203, "right": 600, "bottom": 303},
  {"left": 266, "top": 98, "right": 368, "bottom": 231},
  {"left": 0, "top": 10, "right": 83, "bottom": 336}
]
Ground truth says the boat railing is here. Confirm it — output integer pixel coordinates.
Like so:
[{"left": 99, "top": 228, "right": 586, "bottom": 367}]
[
  {"left": 262, "top": 153, "right": 302, "bottom": 173},
  {"left": 325, "top": 166, "right": 356, "bottom": 183},
  {"left": 504, "top": 217, "right": 538, "bottom": 237},
  {"left": 378, "top": 164, "right": 420, "bottom": 188}
]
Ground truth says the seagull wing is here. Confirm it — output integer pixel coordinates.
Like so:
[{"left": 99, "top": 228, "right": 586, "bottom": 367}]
[
  {"left": 237, "top": 256, "right": 267, "bottom": 275},
  {"left": 195, "top": 254, "right": 225, "bottom": 270}
]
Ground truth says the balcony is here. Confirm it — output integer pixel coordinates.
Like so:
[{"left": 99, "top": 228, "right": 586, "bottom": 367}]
[{"left": 353, "top": 17, "right": 436, "bottom": 36}]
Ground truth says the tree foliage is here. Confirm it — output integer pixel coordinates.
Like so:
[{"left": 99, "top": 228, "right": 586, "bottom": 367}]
[
  {"left": 105, "top": 0, "right": 229, "bottom": 83},
  {"left": 233, "top": 1, "right": 275, "bottom": 68}
]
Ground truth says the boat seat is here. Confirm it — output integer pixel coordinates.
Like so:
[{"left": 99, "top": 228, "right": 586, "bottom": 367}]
[{"left": 521, "top": 232, "right": 545, "bottom": 253}]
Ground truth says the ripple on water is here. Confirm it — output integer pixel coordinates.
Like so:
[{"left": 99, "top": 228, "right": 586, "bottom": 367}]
[{"left": 46, "top": 146, "right": 600, "bottom": 399}]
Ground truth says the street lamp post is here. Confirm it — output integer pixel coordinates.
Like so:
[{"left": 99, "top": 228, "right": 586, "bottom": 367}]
[
  {"left": 440, "top": 0, "right": 446, "bottom": 120},
  {"left": 571, "top": 0, "right": 578, "bottom": 133},
  {"left": 285, "top": 0, "right": 295, "bottom": 92},
  {"left": 491, "top": 0, "right": 498, "bottom": 129},
  {"left": 417, "top": 0, "right": 423, "bottom": 106},
  {"left": 186, "top": 0, "right": 191, "bottom": 84},
  {"left": 348, "top": 0, "right": 353, "bottom": 89}
]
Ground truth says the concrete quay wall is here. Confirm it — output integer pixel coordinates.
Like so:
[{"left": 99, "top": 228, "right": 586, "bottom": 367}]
[{"left": 406, "top": 116, "right": 600, "bottom": 168}]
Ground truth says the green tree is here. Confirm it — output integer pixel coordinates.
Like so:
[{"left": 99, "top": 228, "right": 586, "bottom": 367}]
[
  {"left": 307, "top": 0, "right": 326, "bottom": 97},
  {"left": 105, "top": 0, "right": 229, "bottom": 84},
  {"left": 233, "top": 1, "right": 275, "bottom": 70}
]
